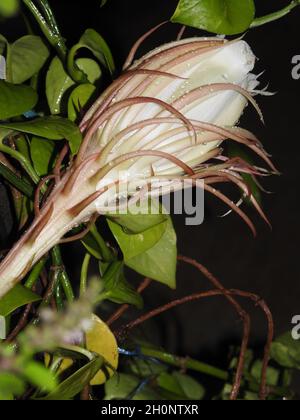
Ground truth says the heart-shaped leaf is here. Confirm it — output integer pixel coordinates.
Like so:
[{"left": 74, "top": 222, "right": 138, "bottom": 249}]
[
  {"left": 0, "top": 80, "right": 38, "bottom": 120},
  {"left": 108, "top": 217, "right": 177, "bottom": 288},
  {"left": 172, "top": 0, "right": 255, "bottom": 35},
  {"left": 108, "top": 218, "right": 167, "bottom": 261},
  {"left": 125, "top": 218, "right": 177, "bottom": 288},
  {"left": 11, "top": 35, "right": 49, "bottom": 84}
]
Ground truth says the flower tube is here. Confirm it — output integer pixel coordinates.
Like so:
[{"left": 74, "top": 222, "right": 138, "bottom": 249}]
[{"left": 0, "top": 32, "right": 274, "bottom": 298}]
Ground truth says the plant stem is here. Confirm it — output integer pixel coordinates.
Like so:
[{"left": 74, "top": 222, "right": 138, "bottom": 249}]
[
  {"left": 25, "top": 257, "right": 47, "bottom": 289},
  {"left": 40, "top": 265, "right": 61, "bottom": 308},
  {"left": 0, "top": 162, "right": 34, "bottom": 197},
  {"left": 55, "top": 283, "right": 64, "bottom": 311},
  {"left": 80, "top": 253, "right": 91, "bottom": 296},
  {"left": 89, "top": 223, "right": 114, "bottom": 262},
  {"left": 0, "top": 142, "right": 39, "bottom": 184},
  {"left": 67, "top": 45, "right": 88, "bottom": 83},
  {"left": 59, "top": 344, "right": 95, "bottom": 361},
  {"left": 138, "top": 347, "right": 289, "bottom": 398},
  {"left": 22, "top": 0, "right": 67, "bottom": 60},
  {"left": 36, "top": 0, "right": 61, "bottom": 36},
  {"left": 251, "top": 0, "right": 300, "bottom": 28},
  {"left": 140, "top": 346, "right": 228, "bottom": 381},
  {"left": 51, "top": 246, "right": 74, "bottom": 303}
]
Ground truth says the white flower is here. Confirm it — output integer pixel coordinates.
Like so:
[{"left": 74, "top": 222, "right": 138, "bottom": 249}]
[{"left": 0, "top": 32, "right": 275, "bottom": 298}]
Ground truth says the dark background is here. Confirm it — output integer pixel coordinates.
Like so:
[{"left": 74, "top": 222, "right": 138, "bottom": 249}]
[{"left": 1, "top": 0, "right": 300, "bottom": 394}]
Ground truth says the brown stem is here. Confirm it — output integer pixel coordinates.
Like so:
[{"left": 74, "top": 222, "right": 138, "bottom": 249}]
[
  {"left": 53, "top": 144, "right": 69, "bottom": 182},
  {"left": 80, "top": 385, "right": 90, "bottom": 400},
  {"left": 231, "top": 289, "right": 274, "bottom": 400},
  {"left": 6, "top": 303, "right": 33, "bottom": 342},
  {"left": 116, "top": 286, "right": 273, "bottom": 400},
  {"left": 177, "top": 255, "right": 250, "bottom": 400},
  {"left": 34, "top": 175, "right": 56, "bottom": 217},
  {"left": 177, "top": 25, "right": 186, "bottom": 41},
  {"left": 59, "top": 214, "right": 98, "bottom": 244}
]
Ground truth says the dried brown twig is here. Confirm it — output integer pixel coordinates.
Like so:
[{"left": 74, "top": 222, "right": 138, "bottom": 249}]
[{"left": 111, "top": 256, "right": 273, "bottom": 400}]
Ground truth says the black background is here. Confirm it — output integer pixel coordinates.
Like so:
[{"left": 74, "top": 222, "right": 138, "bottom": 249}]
[{"left": 1, "top": 0, "right": 300, "bottom": 393}]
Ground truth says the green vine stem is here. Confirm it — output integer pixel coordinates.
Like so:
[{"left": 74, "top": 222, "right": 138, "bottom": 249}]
[
  {"left": 35, "top": 0, "right": 61, "bottom": 36},
  {"left": 251, "top": 0, "right": 300, "bottom": 28},
  {"left": 139, "top": 346, "right": 288, "bottom": 398},
  {"left": 140, "top": 346, "right": 228, "bottom": 381},
  {"left": 89, "top": 223, "right": 114, "bottom": 262},
  {"left": 0, "top": 161, "right": 34, "bottom": 197},
  {"left": 51, "top": 246, "right": 75, "bottom": 303},
  {"left": 22, "top": 0, "right": 67, "bottom": 60},
  {"left": 80, "top": 253, "right": 91, "bottom": 296},
  {"left": 24, "top": 256, "right": 47, "bottom": 289},
  {"left": 0, "top": 142, "right": 39, "bottom": 184}
]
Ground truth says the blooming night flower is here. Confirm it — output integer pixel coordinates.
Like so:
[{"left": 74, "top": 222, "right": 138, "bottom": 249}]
[{"left": 0, "top": 29, "right": 275, "bottom": 298}]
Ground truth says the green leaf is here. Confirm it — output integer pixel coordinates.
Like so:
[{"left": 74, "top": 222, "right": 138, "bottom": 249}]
[
  {"left": 68, "top": 83, "right": 96, "bottom": 122},
  {"left": 46, "top": 57, "right": 100, "bottom": 115},
  {"left": 38, "top": 357, "right": 103, "bottom": 400},
  {"left": 23, "top": 361, "right": 57, "bottom": 392},
  {"left": 0, "top": 34, "right": 7, "bottom": 55},
  {"left": 0, "top": 161, "right": 34, "bottom": 198},
  {"left": 129, "top": 358, "right": 168, "bottom": 378},
  {"left": 173, "top": 372, "right": 205, "bottom": 400},
  {"left": 0, "top": 0, "right": 19, "bottom": 18},
  {"left": 0, "top": 80, "right": 38, "bottom": 120},
  {"left": 157, "top": 372, "right": 185, "bottom": 397},
  {"left": 105, "top": 373, "right": 160, "bottom": 400},
  {"left": 101, "top": 261, "right": 143, "bottom": 308},
  {"left": 124, "top": 218, "right": 177, "bottom": 288},
  {"left": 100, "top": 0, "right": 108, "bottom": 6},
  {"left": 15, "top": 134, "right": 31, "bottom": 161},
  {"left": 271, "top": 332, "right": 300, "bottom": 370},
  {"left": 108, "top": 218, "right": 167, "bottom": 260},
  {"left": 171, "top": 0, "right": 256, "bottom": 35},
  {"left": 0, "top": 116, "right": 82, "bottom": 155},
  {"left": 0, "top": 391, "right": 14, "bottom": 400},
  {"left": 250, "top": 360, "right": 279, "bottom": 387},
  {"left": 76, "top": 58, "right": 101, "bottom": 84},
  {"left": 46, "top": 56, "right": 75, "bottom": 115},
  {"left": 30, "top": 137, "right": 56, "bottom": 176},
  {"left": 0, "top": 284, "right": 41, "bottom": 317},
  {"left": 0, "top": 373, "right": 25, "bottom": 396},
  {"left": 11, "top": 36, "right": 49, "bottom": 84},
  {"left": 108, "top": 198, "right": 168, "bottom": 234},
  {"left": 78, "top": 29, "right": 115, "bottom": 75},
  {"left": 82, "top": 232, "right": 103, "bottom": 260}
]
